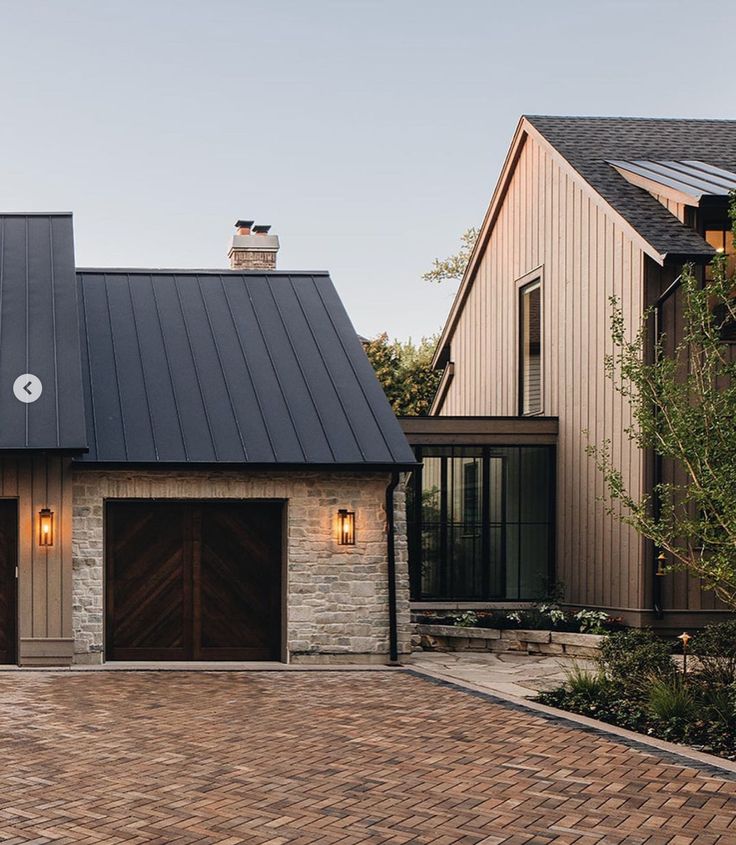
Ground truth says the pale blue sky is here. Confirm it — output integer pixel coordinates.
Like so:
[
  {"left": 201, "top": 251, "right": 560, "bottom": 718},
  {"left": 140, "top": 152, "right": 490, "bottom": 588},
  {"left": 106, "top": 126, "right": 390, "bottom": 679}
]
[{"left": 0, "top": 0, "right": 733, "bottom": 339}]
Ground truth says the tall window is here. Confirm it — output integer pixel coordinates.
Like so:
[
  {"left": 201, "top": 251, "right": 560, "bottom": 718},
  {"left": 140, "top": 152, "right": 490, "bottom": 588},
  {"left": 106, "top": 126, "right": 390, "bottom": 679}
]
[{"left": 520, "top": 281, "right": 542, "bottom": 415}]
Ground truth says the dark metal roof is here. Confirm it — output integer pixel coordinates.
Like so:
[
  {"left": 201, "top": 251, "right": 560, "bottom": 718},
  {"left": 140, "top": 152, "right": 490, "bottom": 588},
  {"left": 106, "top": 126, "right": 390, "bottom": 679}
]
[
  {"left": 526, "top": 116, "right": 736, "bottom": 259},
  {"left": 0, "top": 214, "right": 87, "bottom": 450},
  {"left": 75, "top": 270, "right": 416, "bottom": 466},
  {"left": 609, "top": 159, "right": 736, "bottom": 199}
]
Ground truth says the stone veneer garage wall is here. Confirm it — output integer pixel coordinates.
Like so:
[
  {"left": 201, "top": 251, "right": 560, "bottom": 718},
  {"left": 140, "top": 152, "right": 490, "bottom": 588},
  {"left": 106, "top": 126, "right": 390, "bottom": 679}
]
[{"left": 71, "top": 470, "right": 409, "bottom": 664}]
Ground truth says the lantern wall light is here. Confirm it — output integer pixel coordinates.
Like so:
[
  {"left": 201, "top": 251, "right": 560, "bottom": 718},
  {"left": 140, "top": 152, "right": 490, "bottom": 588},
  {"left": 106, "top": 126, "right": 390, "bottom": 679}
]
[
  {"left": 337, "top": 509, "right": 355, "bottom": 546},
  {"left": 39, "top": 508, "right": 54, "bottom": 547}
]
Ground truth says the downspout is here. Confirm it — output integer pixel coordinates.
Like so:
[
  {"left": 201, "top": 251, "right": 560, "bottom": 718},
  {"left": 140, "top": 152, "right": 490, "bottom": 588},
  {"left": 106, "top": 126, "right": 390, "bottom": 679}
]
[
  {"left": 652, "top": 272, "right": 683, "bottom": 619},
  {"left": 386, "top": 471, "right": 401, "bottom": 665}
]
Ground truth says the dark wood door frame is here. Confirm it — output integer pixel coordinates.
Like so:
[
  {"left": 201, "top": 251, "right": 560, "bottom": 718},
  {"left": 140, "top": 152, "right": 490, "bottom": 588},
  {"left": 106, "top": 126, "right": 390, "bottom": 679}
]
[
  {"left": 0, "top": 499, "right": 18, "bottom": 665},
  {"left": 105, "top": 499, "right": 285, "bottom": 662}
]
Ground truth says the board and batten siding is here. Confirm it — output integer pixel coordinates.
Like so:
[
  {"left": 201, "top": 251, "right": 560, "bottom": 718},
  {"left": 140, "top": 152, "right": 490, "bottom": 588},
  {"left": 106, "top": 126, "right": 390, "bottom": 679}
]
[
  {"left": 438, "top": 133, "right": 647, "bottom": 617},
  {"left": 0, "top": 455, "right": 74, "bottom": 664}
]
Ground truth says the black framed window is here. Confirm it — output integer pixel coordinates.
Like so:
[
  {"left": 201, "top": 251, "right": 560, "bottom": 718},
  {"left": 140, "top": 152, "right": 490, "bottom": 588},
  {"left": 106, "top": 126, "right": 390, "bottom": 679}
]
[
  {"left": 519, "top": 280, "right": 542, "bottom": 415},
  {"left": 408, "top": 445, "right": 555, "bottom": 601}
]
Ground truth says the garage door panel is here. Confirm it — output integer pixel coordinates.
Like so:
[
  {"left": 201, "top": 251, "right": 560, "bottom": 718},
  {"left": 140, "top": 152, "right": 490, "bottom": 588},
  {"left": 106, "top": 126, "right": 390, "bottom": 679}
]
[
  {"left": 106, "top": 503, "right": 191, "bottom": 660},
  {"left": 199, "top": 503, "right": 281, "bottom": 659},
  {"left": 106, "top": 501, "right": 282, "bottom": 662}
]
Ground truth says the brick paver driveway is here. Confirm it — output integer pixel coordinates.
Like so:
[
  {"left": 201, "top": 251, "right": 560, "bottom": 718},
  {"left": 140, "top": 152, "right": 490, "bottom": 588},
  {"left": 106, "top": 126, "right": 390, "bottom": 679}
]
[{"left": 0, "top": 671, "right": 733, "bottom": 844}]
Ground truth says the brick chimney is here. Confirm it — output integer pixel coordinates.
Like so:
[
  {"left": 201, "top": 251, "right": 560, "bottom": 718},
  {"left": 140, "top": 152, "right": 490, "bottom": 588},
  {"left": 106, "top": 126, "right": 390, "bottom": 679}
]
[{"left": 228, "top": 219, "right": 280, "bottom": 270}]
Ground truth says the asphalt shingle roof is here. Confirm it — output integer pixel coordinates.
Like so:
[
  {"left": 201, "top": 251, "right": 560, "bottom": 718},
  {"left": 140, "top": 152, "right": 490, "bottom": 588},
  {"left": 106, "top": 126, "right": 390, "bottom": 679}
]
[
  {"left": 75, "top": 270, "right": 415, "bottom": 467},
  {"left": 526, "top": 116, "right": 736, "bottom": 259}
]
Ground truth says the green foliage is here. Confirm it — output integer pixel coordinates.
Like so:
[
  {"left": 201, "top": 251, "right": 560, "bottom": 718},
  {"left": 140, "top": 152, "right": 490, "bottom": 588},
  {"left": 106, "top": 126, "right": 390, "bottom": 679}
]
[
  {"left": 422, "top": 228, "right": 479, "bottom": 284},
  {"left": 364, "top": 333, "right": 442, "bottom": 416},
  {"left": 451, "top": 611, "right": 479, "bottom": 627},
  {"left": 646, "top": 673, "right": 697, "bottom": 722},
  {"left": 691, "top": 619, "right": 736, "bottom": 686},
  {"left": 599, "top": 629, "right": 673, "bottom": 687},
  {"left": 537, "top": 621, "right": 736, "bottom": 759},
  {"left": 564, "top": 662, "right": 609, "bottom": 700},
  {"left": 416, "top": 607, "right": 623, "bottom": 634},
  {"left": 590, "top": 192, "right": 736, "bottom": 609},
  {"left": 574, "top": 609, "right": 609, "bottom": 634}
]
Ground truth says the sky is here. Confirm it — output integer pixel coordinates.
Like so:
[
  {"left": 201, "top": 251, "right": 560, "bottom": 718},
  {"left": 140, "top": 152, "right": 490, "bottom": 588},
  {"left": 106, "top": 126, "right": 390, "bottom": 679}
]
[{"left": 0, "top": 0, "right": 734, "bottom": 340}]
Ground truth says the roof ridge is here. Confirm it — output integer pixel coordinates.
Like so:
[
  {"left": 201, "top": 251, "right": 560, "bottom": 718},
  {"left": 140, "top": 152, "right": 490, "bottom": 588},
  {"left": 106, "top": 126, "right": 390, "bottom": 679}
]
[
  {"left": 525, "top": 114, "right": 736, "bottom": 124},
  {"left": 76, "top": 268, "right": 331, "bottom": 275}
]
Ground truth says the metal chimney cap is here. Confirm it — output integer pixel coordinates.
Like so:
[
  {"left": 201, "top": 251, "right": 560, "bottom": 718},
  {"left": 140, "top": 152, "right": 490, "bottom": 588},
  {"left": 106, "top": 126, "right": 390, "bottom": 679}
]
[
  {"left": 252, "top": 224, "right": 272, "bottom": 234},
  {"left": 235, "top": 219, "right": 255, "bottom": 229}
]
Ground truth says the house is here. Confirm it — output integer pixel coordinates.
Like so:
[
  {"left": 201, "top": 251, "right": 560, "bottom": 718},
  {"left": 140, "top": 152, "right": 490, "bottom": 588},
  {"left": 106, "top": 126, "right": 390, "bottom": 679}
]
[
  {"left": 0, "top": 215, "right": 415, "bottom": 666},
  {"left": 404, "top": 116, "right": 736, "bottom": 630}
]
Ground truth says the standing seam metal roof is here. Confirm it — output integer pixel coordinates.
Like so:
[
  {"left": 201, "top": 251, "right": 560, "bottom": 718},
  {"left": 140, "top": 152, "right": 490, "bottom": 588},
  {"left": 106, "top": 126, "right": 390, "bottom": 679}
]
[
  {"left": 608, "top": 159, "right": 736, "bottom": 199},
  {"left": 0, "top": 214, "right": 87, "bottom": 449},
  {"left": 75, "top": 270, "right": 415, "bottom": 466}
]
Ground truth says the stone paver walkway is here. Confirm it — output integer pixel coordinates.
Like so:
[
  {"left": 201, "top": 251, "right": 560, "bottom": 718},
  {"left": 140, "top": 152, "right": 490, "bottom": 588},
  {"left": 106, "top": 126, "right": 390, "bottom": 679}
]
[
  {"left": 411, "top": 651, "right": 590, "bottom": 698},
  {"left": 0, "top": 670, "right": 734, "bottom": 844}
]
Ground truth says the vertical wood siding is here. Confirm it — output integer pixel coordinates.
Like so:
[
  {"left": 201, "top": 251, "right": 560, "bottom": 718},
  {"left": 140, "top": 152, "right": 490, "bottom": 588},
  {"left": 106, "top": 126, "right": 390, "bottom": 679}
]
[
  {"left": 440, "top": 135, "right": 646, "bottom": 613},
  {"left": 645, "top": 259, "right": 724, "bottom": 613},
  {"left": 0, "top": 455, "right": 74, "bottom": 663}
]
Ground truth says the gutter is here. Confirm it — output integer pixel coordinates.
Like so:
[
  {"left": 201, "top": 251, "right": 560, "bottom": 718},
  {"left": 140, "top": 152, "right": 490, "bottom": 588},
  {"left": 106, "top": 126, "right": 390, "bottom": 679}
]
[{"left": 385, "top": 471, "right": 401, "bottom": 665}]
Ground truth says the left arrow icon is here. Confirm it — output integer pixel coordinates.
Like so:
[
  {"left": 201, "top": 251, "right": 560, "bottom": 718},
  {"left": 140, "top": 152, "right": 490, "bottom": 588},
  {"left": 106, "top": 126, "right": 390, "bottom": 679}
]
[{"left": 13, "top": 373, "right": 42, "bottom": 404}]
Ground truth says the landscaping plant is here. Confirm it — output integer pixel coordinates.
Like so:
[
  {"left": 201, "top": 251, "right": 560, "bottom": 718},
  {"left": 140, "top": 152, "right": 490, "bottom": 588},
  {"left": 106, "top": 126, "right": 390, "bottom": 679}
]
[{"left": 537, "top": 623, "right": 736, "bottom": 760}]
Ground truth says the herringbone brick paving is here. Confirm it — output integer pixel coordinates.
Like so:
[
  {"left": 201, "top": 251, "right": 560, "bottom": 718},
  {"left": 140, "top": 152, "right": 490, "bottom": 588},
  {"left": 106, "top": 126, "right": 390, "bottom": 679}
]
[{"left": 0, "top": 671, "right": 733, "bottom": 844}]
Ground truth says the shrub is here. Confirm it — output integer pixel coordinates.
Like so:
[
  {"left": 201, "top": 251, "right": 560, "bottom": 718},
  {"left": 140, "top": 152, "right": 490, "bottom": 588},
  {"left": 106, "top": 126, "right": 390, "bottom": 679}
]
[
  {"left": 691, "top": 620, "right": 736, "bottom": 687},
  {"left": 451, "top": 611, "right": 479, "bottom": 628},
  {"left": 646, "top": 674, "right": 697, "bottom": 722},
  {"left": 574, "top": 609, "right": 609, "bottom": 634},
  {"left": 564, "top": 662, "right": 609, "bottom": 699},
  {"left": 599, "top": 629, "right": 673, "bottom": 687}
]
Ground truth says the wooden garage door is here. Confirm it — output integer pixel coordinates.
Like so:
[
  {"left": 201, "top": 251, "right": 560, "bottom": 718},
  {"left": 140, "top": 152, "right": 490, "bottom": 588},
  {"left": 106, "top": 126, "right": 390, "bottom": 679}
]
[
  {"left": 0, "top": 500, "right": 17, "bottom": 665},
  {"left": 106, "top": 501, "right": 282, "bottom": 661}
]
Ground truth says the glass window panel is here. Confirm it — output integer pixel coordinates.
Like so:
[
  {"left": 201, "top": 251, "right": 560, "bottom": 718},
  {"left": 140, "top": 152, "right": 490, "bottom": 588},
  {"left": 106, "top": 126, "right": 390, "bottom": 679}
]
[
  {"left": 705, "top": 228, "right": 726, "bottom": 252},
  {"left": 420, "top": 523, "right": 442, "bottom": 597},
  {"left": 504, "top": 524, "right": 520, "bottom": 600},
  {"left": 408, "top": 445, "right": 554, "bottom": 602},
  {"left": 420, "top": 458, "right": 442, "bottom": 524},
  {"left": 519, "top": 524, "right": 550, "bottom": 599},
  {"left": 520, "top": 282, "right": 542, "bottom": 415},
  {"left": 488, "top": 525, "right": 504, "bottom": 597},
  {"left": 500, "top": 448, "right": 520, "bottom": 524},
  {"left": 519, "top": 447, "right": 551, "bottom": 523},
  {"left": 488, "top": 456, "right": 504, "bottom": 524}
]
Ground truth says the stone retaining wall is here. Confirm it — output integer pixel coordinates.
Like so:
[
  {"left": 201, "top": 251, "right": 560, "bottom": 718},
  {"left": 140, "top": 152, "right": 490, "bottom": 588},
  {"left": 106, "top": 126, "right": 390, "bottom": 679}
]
[{"left": 415, "top": 624, "right": 604, "bottom": 658}]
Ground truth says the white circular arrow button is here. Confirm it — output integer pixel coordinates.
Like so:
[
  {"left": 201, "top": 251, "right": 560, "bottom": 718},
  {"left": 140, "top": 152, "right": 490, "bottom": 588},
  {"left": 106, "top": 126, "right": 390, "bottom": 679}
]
[{"left": 13, "top": 373, "right": 42, "bottom": 404}]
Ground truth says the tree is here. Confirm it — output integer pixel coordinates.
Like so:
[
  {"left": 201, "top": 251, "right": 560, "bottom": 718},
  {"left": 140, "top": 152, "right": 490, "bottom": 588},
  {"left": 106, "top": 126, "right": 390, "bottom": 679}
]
[
  {"left": 591, "top": 196, "right": 736, "bottom": 609},
  {"left": 364, "top": 333, "right": 441, "bottom": 416},
  {"left": 422, "top": 227, "right": 479, "bottom": 284}
]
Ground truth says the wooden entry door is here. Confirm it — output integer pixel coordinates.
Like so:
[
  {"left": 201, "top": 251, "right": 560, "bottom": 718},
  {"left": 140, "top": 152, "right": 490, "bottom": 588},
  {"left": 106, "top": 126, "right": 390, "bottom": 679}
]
[
  {"left": 0, "top": 500, "right": 17, "bottom": 664},
  {"left": 106, "top": 501, "right": 283, "bottom": 661}
]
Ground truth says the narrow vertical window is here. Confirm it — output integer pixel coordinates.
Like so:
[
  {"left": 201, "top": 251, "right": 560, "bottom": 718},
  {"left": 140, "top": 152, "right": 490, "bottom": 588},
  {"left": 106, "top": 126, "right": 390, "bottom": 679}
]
[{"left": 519, "top": 281, "right": 542, "bottom": 415}]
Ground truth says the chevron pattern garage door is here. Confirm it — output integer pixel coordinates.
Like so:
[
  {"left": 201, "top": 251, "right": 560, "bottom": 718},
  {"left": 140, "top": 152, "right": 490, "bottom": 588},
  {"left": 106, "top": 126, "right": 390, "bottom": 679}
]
[{"left": 106, "top": 501, "right": 283, "bottom": 661}]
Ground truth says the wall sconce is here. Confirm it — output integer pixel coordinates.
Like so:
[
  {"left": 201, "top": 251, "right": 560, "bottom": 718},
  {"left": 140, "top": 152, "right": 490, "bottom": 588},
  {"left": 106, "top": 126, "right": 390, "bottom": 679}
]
[
  {"left": 39, "top": 508, "right": 54, "bottom": 547},
  {"left": 656, "top": 551, "right": 667, "bottom": 576},
  {"left": 337, "top": 509, "right": 355, "bottom": 545}
]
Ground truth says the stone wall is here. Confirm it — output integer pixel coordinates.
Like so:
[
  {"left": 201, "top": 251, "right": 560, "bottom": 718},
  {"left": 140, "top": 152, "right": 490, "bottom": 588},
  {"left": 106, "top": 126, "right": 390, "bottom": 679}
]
[
  {"left": 415, "top": 625, "right": 604, "bottom": 659},
  {"left": 71, "top": 470, "right": 410, "bottom": 664}
]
